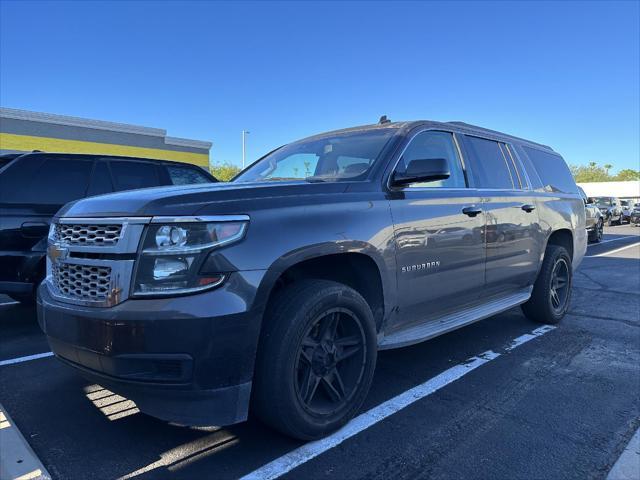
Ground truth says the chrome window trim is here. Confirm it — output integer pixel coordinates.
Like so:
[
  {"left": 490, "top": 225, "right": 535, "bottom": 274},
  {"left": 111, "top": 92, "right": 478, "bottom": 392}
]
[
  {"left": 150, "top": 215, "right": 250, "bottom": 223},
  {"left": 463, "top": 133, "right": 516, "bottom": 190}
]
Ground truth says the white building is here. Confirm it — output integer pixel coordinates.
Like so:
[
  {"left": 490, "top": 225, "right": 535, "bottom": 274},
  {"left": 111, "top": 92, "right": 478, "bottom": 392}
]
[{"left": 578, "top": 181, "right": 640, "bottom": 202}]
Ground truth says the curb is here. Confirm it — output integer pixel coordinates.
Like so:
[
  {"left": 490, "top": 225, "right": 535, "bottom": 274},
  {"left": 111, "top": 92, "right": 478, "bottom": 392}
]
[
  {"left": 607, "top": 426, "right": 640, "bottom": 480},
  {"left": 0, "top": 404, "right": 51, "bottom": 480}
]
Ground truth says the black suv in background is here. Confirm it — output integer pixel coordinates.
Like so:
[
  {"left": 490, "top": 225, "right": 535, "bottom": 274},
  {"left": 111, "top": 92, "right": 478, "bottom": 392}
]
[{"left": 0, "top": 152, "right": 217, "bottom": 303}]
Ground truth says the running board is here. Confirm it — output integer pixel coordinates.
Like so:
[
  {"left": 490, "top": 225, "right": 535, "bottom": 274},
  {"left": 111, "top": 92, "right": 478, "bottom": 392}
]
[{"left": 378, "top": 288, "right": 532, "bottom": 350}]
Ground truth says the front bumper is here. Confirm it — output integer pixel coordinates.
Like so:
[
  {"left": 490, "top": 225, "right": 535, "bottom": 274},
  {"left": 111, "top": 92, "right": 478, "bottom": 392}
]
[{"left": 37, "top": 269, "right": 267, "bottom": 426}]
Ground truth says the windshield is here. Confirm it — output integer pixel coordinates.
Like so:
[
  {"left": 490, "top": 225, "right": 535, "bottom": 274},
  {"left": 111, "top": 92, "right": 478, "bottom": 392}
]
[
  {"left": 234, "top": 128, "right": 397, "bottom": 183},
  {"left": 594, "top": 197, "right": 613, "bottom": 207}
]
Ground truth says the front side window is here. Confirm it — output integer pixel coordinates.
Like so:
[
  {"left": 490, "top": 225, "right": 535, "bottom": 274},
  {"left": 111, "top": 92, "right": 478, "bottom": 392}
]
[
  {"left": 463, "top": 136, "right": 515, "bottom": 189},
  {"left": 394, "top": 131, "right": 466, "bottom": 188},
  {"left": 234, "top": 128, "right": 397, "bottom": 183}
]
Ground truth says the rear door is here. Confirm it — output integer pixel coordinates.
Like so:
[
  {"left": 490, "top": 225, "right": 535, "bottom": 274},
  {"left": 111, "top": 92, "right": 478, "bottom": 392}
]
[
  {"left": 388, "top": 129, "right": 486, "bottom": 331},
  {"left": 461, "top": 135, "right": 543, "bottom": 297},
  {"left": 0, "top": 155, "right": 94, "bottom": 282}
]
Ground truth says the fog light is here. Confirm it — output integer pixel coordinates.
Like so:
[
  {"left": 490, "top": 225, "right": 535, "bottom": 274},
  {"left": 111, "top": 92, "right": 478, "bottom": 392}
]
[{"left": 153, "top": 257, "right": 189, "bottom": 280}]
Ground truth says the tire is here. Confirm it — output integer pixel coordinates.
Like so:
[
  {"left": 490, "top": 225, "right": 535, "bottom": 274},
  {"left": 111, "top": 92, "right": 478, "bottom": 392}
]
[
  {"left": 252, "top": 279, "right": 377, "bottom": 440},
  {"left": 607, "top": 216, "right": 612, "bottom": 227},
  {"left": 594, "top": 220, "right": 603, "bottom": 243},
  {"left": 522, "top": 244, "right": 572, "bottom": 325}
]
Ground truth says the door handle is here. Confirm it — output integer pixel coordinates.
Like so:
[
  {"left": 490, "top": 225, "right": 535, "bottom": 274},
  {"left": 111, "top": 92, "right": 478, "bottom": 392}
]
[
  {"left": 462, "top": 206, "right": 483, "bottom": 217},
  {"left": 521, "top": 204, "right": 536, "bottom": 213},
  {"left": 21, "top": 222, "right": 49, "bottom": 237}
]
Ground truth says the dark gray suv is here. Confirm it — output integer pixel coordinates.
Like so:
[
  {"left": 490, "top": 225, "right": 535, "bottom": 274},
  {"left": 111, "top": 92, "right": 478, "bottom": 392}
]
[{"left": 37, "top": 120, "right": 586, "bottom": 440}]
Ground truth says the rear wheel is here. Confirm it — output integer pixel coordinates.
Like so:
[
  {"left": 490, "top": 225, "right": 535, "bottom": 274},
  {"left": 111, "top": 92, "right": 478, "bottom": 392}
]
[
  {"left": 522, "top": 244, "right": 572, "bottom": 324},
  {"left": 252, "top": 279, "right": 377, "bottom": 440}
]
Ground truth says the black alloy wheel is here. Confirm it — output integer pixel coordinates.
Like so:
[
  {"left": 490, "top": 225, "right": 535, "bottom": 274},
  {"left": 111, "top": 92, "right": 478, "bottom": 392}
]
[
  {"left": 549, "top": 257, "right": 570, "bottom": 314},
  {"left": 252, "top": 279, "right": 377, "bottom": 440},
  {"left": 295, "top": 308, "right": 367, "bottom": 416}
]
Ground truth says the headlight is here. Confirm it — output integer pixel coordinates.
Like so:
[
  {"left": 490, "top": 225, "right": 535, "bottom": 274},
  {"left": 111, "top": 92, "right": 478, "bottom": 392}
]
[{"left": 132, "top": 218, "right": 248, "bottom": 296}]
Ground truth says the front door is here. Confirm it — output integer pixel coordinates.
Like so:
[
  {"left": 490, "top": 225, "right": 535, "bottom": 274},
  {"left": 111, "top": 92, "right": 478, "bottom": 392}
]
[{"left": 388, "top": 130, "right": 486, "bottom": 331}]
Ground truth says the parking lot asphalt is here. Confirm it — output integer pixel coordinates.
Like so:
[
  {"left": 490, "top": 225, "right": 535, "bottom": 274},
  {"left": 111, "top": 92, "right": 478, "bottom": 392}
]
[{"left": 0, "top": 225, "right": 638, "bottom": 480}]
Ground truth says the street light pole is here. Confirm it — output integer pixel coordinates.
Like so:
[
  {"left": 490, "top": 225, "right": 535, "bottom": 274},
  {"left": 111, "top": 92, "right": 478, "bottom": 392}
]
[{"left": 242, "top": 130, "right": 250, "bottom": 169}]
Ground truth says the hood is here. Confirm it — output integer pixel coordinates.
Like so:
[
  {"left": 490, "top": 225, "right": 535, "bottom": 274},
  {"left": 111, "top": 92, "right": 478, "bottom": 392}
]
[{"left": 58, "top": 180, "right": 350, "bottom": 218}]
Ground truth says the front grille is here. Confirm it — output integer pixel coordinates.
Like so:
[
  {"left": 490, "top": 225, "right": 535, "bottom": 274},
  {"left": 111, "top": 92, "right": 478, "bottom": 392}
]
[
  {"left": 56, "top": 224, "right": 122, "bottom": 246},
  {"left": 52, "top": 263, "right": 112, "bottom": 301}
]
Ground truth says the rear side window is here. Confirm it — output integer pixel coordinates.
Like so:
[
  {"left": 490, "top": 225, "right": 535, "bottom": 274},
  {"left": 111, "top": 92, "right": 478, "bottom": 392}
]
[
  {"left": 1, "top": 157, "right": 92, "bottom": 205},
  {"left": 463, "top": 136, "right": 515, "bottom": 189},
  {"left": 166, "top": 165, "right": 212, "bottom": 185},
  {"left": 521, "top": 146, "right": 578, "bottom": 194},
  {"left": 87, "top": 161, "right": 113, "bottom": 197},
  {"left": 110, "top": 161, "right": 160, "bottom": 191}
]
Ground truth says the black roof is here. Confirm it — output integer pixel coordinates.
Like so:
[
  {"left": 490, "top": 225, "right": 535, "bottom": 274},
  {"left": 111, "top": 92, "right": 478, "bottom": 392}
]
[{"left": 297, "top": 119, "right": 554, "bottom": 152}]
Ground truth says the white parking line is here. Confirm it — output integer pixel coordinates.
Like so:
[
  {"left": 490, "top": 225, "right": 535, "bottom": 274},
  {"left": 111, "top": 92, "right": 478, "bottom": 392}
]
[
  {"left": 0, "top": 352, "right": 54, "bottom": 367},
  {"left": 241, "top": 325, "right": 556, "bottom": 480},
  {"left": 0, "top": 300, "right": 19, "bottom": 307},
  {"left": 588, "top": 236, "right": 638, "bottom": 247},
  {"left": 585, "top": 242, "right": 640, "bottom": 258}
]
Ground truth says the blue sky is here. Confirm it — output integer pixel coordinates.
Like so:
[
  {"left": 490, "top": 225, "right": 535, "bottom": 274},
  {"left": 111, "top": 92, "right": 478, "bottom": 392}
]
[{"left": 1, "top": 1, "right": 638, "bottom": 171}]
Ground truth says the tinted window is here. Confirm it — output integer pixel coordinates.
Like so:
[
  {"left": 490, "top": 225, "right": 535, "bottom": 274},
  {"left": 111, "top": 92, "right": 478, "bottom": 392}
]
[
  {"left": 463, "top": 136, "right": 514, "bottom": 189},
  {"left": 395, "top": 131, "right": 466, "bottom": 188},
  {"left": 110, "top": 161, "right": 160, "bottom": 191},
  {"left": 1, "top": 158, "right": 92, "bottom": 205},
  {"left": 87, "top": 161, "right": 113, "bottom": 196},
  {"left": 166, "top": 165, "right": 213, "bottom": 185},
  {"left": 521, "top": 146, "right": 578, "bottom": 194}
]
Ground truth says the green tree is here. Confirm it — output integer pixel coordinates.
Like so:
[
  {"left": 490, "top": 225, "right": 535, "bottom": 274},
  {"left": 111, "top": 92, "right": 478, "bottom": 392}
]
[
  {"left": 570, "top": 162, "right": 611, "bottom": 182},
  {"left": 209, "top": 162, "right": 242, "bottom": 182},
  {"left": 603, "top": 163, "right": 613, "bottom": 175},
  {"left": 615, "top": 169, "right": 640, "bottom": 181}
]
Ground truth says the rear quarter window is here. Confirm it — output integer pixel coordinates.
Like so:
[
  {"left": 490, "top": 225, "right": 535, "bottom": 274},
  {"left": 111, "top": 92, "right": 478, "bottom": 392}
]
[
  {"left": 521, "top": 146, "right": 578, "bottom": 194},
  {"left": 166, "top": 165, "right": 214, "bottom": 185}
]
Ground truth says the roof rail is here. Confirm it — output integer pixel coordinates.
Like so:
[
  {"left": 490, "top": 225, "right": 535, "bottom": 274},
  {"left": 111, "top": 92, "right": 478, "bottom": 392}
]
[{"left": 446, "top": 121, "right": 553, "bottom": 151}]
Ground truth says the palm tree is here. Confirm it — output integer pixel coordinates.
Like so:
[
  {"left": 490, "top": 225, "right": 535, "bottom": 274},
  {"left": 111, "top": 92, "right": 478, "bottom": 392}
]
[{"left": 604, "top": 164, "right": 613, "bottom": 176}]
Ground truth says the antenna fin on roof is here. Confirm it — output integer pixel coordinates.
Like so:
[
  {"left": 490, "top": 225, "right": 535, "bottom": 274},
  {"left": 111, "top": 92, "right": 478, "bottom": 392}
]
[{"left": 378, "top": 115, "right": 391, "bottom": 124}]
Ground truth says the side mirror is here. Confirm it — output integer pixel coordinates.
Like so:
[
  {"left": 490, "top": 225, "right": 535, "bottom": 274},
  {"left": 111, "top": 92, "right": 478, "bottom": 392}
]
[
  {"left": 587, "top": 197, "right": 595, "bottom": 205},
  {"left": 392, "top": 158, "right": 450, "bottom": 186}
]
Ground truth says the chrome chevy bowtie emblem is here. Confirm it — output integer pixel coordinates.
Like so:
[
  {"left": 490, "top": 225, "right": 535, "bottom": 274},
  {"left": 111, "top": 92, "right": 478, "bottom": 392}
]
[{"left": 48, "top": 244, "right": 69, "bottom": 263}]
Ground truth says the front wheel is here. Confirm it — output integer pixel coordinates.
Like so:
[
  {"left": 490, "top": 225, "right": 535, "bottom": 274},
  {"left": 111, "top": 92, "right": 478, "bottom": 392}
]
[
  {"left": 594, "top": 220, "right": 604, "bottom": 243},
  {"left": 522, "top": 244, "right": 572, "bottom": 324},
  {"left": 252, "top": 279, "right": 377, "bottom": 440}
]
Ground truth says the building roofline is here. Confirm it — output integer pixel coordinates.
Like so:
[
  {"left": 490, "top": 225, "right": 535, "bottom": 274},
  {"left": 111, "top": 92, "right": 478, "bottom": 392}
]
[{"left": 0, "top": 107, "right": 212, "bottom": 150}]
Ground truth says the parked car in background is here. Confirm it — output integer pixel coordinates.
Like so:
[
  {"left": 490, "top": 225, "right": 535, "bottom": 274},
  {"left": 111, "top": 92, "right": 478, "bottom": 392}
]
[
  {"left": 620, "top": 199, "right": 633, "bottom": 224},
  {"left": 0, "top": 152, "right": 217, "bottom": 303},
  {"left": 578, "top": 187, "right": 603, "bottom": 242},
  {"left": 631, "top": 203, "right": 640, "bottom": 226},
  {"left": 38, "top": 119, "right": 586, "bottom": 440},
  {"left": 593, "top": 197, "right": 623, "bottom": 226}
]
